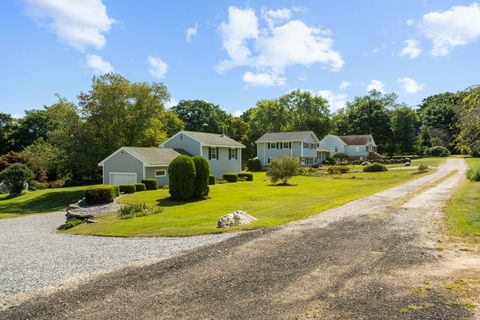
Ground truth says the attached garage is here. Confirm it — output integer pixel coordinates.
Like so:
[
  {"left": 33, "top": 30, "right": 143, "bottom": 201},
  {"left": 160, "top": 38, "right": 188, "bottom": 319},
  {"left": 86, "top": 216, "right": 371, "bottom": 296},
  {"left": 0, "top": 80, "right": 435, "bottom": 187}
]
[{"left": 109, "top": 172, "right": 137, "bottom": 185}]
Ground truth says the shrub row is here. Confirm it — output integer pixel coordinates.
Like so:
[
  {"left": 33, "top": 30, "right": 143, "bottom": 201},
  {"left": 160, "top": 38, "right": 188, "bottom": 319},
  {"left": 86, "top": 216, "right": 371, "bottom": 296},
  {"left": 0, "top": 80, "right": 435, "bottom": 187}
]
[
  {"left": 135, "top": 183, "right": 146, "bottom": 191},
  {"left": 223, "top": 173, "right": 238, "bottom": 182},
  {"left": 327, "top": 166, "right": 350, "bottom": 174},
  {"left": 238, "top": 172, "right": 253, "bottom": 181},
  {"left": 424, "top": 146, "right": 450, "bottom": 157},
  {"left": 119, "top": 184, "right": 136, "bottom": 194},
  {"left": 363, "top": 163, "right": 388, "bottom": 172},
  {"left": 208, "top": 174, "right": 216, "bottom": 185},
  {"left": 85, "top": 185, "right": 115, "bottom": 205},
  {"left": 141, "top": 178, "right": 158, "bottom": 190}
]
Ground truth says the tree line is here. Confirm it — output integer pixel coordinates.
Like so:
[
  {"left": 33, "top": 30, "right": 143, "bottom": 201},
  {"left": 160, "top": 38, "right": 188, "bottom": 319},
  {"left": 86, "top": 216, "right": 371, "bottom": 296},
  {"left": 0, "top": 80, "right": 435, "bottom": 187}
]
[{"left": 1, "top": 73, "right": 479, "bottom": 185}]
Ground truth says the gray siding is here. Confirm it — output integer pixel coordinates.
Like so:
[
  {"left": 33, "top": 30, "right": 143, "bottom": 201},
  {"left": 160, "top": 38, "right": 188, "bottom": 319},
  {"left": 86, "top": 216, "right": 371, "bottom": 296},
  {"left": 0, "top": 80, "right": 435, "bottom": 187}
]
[
  {"left": 103, "top": 151, "right": 143, "bottom": 184},
  {"left": 319, "top": 134, "right": 346, "bottom": 154},
  {"left": 145, "top": 166, "right": 169, "bottom": 186},
  {"left": 345, "top": 145, "right": 369, "bottom": 158},
  {"left": 202, "top": 146, "right": 242, "bottom": 178},
  {"left": 163, "top": 132, "right": 201, "bottom": 155},
  {"left": 301, "top": 134, "right": 317, "bottom": 158}
]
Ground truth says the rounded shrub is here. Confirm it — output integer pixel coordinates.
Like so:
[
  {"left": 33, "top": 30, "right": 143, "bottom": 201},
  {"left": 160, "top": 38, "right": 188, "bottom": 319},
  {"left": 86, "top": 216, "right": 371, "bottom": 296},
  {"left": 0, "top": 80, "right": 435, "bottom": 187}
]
[
  {"left": 247, "top": 159, "right": 262, "bottom": 172},
  {"left": 168, "top": 155, "right": 196, "bottom": 200},
  {"left": 134, "top": 183, "right": 146, "bottom": 192},
  {"left": 268, "top": 155, "right": 299, "bottom": 185},
  {"left": 238, "top": 172, "right": 253, "bottom": 181},
  {"left": 192, "top": 156, "right": 210, "bottom": 199},
  {"left": 223, "top": 173, "right": 238, "bottom": 182},
  {"left": 141, "top": 178, "right": 158, "bottom": 190},
  {"left": 85, "top": 186, "right": 114, "bottom": 205},
  {"left": 467, "top": 163, "right": 480, "bottom": 182},
  {"left": 327, "top": 166, "right": 349, "bottom": 174},
  {"left": 112, "top": 185, "right": 120, "bottom": 197},
  {"left": 119, "top": 184, "right": 136, "bottom": 194},
  {"left": 322, "top": 157, "right": 336, "bottom": 166},
  {"left": 0, "top": 163, "right": 34, "bottom": 195},
  {"left": 425, "top": 146, "right": 450, "bottom": 157},
  {"left": 208, "top": 174, "right": 216, "bottom": 185},
  {"left": 363, "top": 163, "right": 388, "bottom": 172}
]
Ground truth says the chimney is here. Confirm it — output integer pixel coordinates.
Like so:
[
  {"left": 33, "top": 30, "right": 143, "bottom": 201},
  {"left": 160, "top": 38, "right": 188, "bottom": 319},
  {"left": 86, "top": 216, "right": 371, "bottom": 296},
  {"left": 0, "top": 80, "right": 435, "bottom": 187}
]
[{"left": 221, "top": 126, "right": 225, "bottom": 136}]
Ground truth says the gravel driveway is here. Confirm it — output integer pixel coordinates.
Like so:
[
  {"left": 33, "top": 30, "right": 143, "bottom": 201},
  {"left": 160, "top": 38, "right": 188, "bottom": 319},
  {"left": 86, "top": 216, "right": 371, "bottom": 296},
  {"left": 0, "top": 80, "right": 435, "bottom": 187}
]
[
  {"left": 0, "top": 211, "right": 235, "bottom": 300},
  {"left": 1, "top": 159, "right": 476, "bottom": 319}
]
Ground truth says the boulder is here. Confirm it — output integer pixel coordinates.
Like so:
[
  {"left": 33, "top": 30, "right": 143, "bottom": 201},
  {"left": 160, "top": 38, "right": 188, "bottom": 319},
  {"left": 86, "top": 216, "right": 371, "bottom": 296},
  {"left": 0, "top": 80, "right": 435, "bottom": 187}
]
[
  {"left": 0, "top": 182, "right": 8, "bottom": 194},
  {"left": 217, "top": 210, "right": 257, "bottom": 228}
]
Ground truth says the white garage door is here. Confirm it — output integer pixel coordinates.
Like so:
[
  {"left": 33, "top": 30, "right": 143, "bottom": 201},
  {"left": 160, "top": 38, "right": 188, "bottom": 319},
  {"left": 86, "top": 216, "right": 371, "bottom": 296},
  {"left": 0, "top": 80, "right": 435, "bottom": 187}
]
[{"left": 110, "top": 173, "right": 137, "bottom": 185}]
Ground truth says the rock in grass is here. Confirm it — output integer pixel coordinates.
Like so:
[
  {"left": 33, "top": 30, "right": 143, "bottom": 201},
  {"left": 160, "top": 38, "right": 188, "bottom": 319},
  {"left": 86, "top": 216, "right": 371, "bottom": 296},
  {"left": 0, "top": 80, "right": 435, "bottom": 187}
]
[{"left": 217, "top": 210, "right": 257, "bottom": 228}]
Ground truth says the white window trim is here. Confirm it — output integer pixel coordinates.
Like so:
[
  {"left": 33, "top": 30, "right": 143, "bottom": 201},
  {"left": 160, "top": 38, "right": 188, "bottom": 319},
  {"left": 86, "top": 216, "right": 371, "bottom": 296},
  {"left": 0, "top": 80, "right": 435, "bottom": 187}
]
[
  {"left": 210, "top": 147, "right": 217, "bottom": 159},
  {"left": 155, "top": 169, "right": 167, "bottom": 177}
]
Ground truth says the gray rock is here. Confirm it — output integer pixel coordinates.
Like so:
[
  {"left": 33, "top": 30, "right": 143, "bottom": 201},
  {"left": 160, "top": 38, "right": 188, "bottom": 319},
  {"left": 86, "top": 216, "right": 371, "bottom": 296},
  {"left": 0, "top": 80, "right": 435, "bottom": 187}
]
[
  {"left": 217, "top": 210, "right": 257, "bottom": 228},
  {"left": 65, "top": 198, "right": 122, "bottom": 222},
  {"left": 0, "top": 182, "right": 8, "bottom": 194}
]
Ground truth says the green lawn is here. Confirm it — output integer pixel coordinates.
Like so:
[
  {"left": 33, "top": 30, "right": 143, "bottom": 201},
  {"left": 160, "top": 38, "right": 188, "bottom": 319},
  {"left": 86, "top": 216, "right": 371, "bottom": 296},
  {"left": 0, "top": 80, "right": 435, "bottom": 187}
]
[
  {"left": 384, "top": 157, "right": 447, "bottom": 169},
  {"left": 66, "top": 169, "right": 431, "bottom": 237},
  {"left": 445, "top": 158, "right": 480, "bottom": 240},
  {"left": 0, "top": 186, "right": 86, "bottom": 219}
]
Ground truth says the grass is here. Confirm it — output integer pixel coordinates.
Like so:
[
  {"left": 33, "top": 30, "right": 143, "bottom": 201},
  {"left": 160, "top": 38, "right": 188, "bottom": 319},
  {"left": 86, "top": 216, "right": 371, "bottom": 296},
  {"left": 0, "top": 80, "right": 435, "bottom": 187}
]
[
  {"left": 383, "top": 157, "right": 447, "bottom": 169},
  {"left": 66, "top": 169, "right": 431, "bottom": 237},
  {"left": 445, "top": 158, "right": 480, "bottom": 240},
  {"left": 0, "top": 186, "right": 87, "bottom": 219}
]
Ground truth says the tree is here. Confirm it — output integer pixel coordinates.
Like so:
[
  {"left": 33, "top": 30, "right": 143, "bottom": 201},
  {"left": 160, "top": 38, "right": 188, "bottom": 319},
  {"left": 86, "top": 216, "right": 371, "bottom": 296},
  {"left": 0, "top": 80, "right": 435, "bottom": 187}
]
[
  {"left": 192, "top": 156, "right": 209, "bottom": 198},
  {"left": 268, "top": 155, "right": 299, "bottom": 185},
  {"left": 0, "top": 151, "right": 25, "bottom": 172},
  {"left": 0, "top": 113, "right": 16, "bottom": 155},
  {"left": 13, "top": 109, "right": 57, "bottom": 149},
  {"left": 457, "top": 87, "right": 480, "bottom": 155},
  {"left": 20, "top": 138, "right": 66, "bottom": 180},
  {"left": 391, "top": 106, "right": 419, "bottom": 154},
  {"left": 0, "top": 163, "right": 34, "bottom": 195},
  {"left": 168, "top": 155, "right": 196, "bottom": 200},
  {"left": 171, "top": 100, "right": 229, "bottom": 133}
]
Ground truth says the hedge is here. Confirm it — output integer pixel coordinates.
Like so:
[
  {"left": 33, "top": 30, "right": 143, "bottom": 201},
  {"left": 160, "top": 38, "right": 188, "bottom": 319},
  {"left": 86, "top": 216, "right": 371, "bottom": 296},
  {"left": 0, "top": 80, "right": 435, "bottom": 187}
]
[
  {"left": 247, "top": 159, "right": 262, "bottom": 172},
  {"left": 85, "top": 186, "right": 115, "bottom": 205},
  {"left": 112, "top": 185, "right": 120, "bottom": 197},
  {"left": 327, "top": 166, "right": 349, "bottom": 174},
  {"left": 425, "top": 146, "right": 450, "bottom": 157},
  {"left": 134, "top": 183, "right": 146, "bottom": 192},
  {"left": 141, "top": 178, "right": 158, "bottom": 190},
  {"left": 363, "top": 163, "right": 388, "bottom": 172},
  {"left": 192, "top": 156, "right": 210, "bottom": 198},
  {"left": 208, "top": 174, "right": 216, "bottom": 185},
  {"left": 119, "top": 184, "right": 136, "bottom": 194},
  {"left": 169, "top": 155, "right": 196, "bottom": 200},
  {"left": 223, "top": 173, "right": 238, "bottom": 182},
  {"left": 238, "top": 172, "right": 253, "bottom": 181}
]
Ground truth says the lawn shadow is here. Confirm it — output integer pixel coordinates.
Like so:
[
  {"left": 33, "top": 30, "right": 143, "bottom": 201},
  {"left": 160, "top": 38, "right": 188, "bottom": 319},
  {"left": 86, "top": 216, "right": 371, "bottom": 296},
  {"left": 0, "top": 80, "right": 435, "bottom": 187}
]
[
  {"left": 0, "top": 190, "right": 85, "bottom": 214},
  {"left": 157, "top": 196, "right": 210, "bottom": 207},
  {"left": 267, "top": 183, "right": 298, "bottom": 187}
]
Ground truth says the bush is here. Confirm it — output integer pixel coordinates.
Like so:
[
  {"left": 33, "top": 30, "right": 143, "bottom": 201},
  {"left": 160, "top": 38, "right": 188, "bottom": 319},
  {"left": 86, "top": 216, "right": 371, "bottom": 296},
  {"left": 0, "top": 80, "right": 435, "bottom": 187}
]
[
  {"left": 112, "top": 185, "right": 120, "bottom": 197},
  {"left": 0, "top": 163, "right": 34, "bottom": 195},
  {"left": 119, "top": 184, "right": 136, "bottom": 194},
  {"left": 425, "top": 146, "right": 450, "bottom": 157},
  {"left": 322, "top": 157, "right": 336, "bottom": 166},
  {"left": 418, "top": 164, "right": 429, "bottom": 173},
  {"left": 192, "top": 156, "right": 210, "bottom": 198},
  {"left": 299, "top": 167, "right": 316, "bottom": 175},
  {"left": 85, "top": 185, "right": 115, "bottom": 205},
  {"left": 333, "top": 153, "right": 350, "bottom": 164},
  {"left": 247, "top": 159, "right": 262, "bottom": 172},
  {"left": 208, "top": 174, "right": 216, "bottom": 185},
  {"left": 62, "top": 219, "right": 84, "bottom": 230},
  {"left": 134, "top": 183, "right": 146, "bottom": 192},
  {"left": 311, "top": 164, "right": 320, "bottom": 169},
  {"left": 467, "top": 163, "right": 480, "bottom": 182},
  {"left": 268, "top": 155, "right": 299, "bottom": 185},
  {"left": 119, "top": 202, "right": 161, "bottom": 219},
  {"left": 168, "top": 155, "right": 196, "bottom": 201},
  {"left": 141, "top": 178, "right": 158, "bottom": 190},
  {"left": 327, "top": 166, "right": 349, "bottom": 174},
  {"left": 363, "top": 163, "right": 388, "bottom": 172},
  {"left": 238, "top": 172, "right": 253, "bottom": 181},
  {"left": 223, "top": 173, "right": 238, "bottom": 182},
  {"left": 31, "top": 180, "right": 49, "bottom": 190}
]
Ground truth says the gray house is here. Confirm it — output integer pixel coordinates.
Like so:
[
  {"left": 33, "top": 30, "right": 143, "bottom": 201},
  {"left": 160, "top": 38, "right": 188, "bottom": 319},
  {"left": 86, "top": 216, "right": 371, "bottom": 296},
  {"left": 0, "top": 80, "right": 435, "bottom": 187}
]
[
  {"left": 99, "top": 131, "right": 245, "bottom": 186},
  {"left": 255, "top": 131, "right": 330, "bottom": 166},
  {"left": 319, "top": 134, "right": 377, "bottom": 160}
]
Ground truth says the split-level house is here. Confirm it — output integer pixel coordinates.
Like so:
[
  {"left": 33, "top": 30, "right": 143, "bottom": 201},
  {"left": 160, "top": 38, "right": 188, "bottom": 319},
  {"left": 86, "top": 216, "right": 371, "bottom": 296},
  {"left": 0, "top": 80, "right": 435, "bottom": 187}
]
[
  {"left": 319, "top": 134, "right": 377, "bottom": 160},
  {"left": 255, "top": 131, "right": 330, "bottom": 166},
  {"left": 99, "top": 131, "right": 245, "bottom": 186}
]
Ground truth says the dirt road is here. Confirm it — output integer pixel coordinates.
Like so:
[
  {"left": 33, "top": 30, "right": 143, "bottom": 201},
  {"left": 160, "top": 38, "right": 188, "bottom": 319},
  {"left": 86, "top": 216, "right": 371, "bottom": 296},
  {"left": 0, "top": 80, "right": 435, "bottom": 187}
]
[{"left": 1, "top": 159, "right": 476, "bottom": 319}]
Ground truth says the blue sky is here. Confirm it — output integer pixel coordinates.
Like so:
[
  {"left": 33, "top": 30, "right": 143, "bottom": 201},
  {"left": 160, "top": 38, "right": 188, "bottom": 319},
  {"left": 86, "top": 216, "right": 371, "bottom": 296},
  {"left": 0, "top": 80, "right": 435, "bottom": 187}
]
[{"left": 1, "top": 0, "right": 480, "bottom": 117}]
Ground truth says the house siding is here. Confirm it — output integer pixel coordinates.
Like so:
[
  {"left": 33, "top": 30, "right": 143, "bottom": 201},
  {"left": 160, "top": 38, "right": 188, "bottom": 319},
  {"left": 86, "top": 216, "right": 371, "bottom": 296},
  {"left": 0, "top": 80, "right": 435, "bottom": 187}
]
[
  {"left": 102, "top": 151, "right": 143, "bottom": 184},
  {"left": 145, "top": 166, "right": 169, "bottom": 186},
  {"left": 257, "top": 133, "right": 319, "bottom": 166},
  {"left": 319, "top": 134, "right": 346, "bottom": 154},
  {"left": 302, "top": 134, "right": 317, "bottom": 159},
  {"left": 202, "top": 146, "right": 242, "bottom": 178},
  {"left": 163, "top": 132, "right": 201, "bottom": 155}
]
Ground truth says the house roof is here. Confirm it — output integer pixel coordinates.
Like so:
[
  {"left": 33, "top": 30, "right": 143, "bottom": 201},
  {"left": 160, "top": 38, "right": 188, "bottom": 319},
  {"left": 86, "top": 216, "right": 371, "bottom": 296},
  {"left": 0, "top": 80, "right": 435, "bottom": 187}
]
[
  {"left": 99, "top": 147, "right": 187, "bottom": 166},
  {"left": 256, "top": 131, "right": 319, "bottom": 143},
  {"left": 337, "top": 135, "right": 372, "bottom": 145},
  {"left": 181, "top": 131, "right": 245, "bottom": 147}
]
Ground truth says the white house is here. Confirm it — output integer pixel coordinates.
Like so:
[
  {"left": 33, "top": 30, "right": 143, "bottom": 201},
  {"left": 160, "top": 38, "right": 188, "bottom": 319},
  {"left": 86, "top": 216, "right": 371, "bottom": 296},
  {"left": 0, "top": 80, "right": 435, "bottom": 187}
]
[{"left": 319, "top": 134, "right": 377, "bottom": 160}]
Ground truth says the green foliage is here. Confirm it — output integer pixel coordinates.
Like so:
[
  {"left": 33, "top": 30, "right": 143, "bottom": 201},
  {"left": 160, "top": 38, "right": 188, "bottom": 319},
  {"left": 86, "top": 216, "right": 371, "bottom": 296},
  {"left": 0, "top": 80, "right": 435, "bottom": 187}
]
[
  {"left": 391, "top": 106, "right": 419, "bottom": 154},
  {"left": 62, "top": 219, "right": 84, "bottom": 230},
  {"left": 466, "top": 162, "right": 480, "bottom": 182},
  {"left": 333, "top": 153, "right": 349, "bottom": 164},
  {"left": 0, "top": 151, "right": 25, "bottom": 171},
  {"left": 238, "top": 172, "right": 253, "bottom": 181},
  {"left": 323, "top": 157, "right": 336, "bottom": 165},
  {"left": 0, "top": 163, "right": 34, "bottom": 195},
  {"left": 85, "top": 186, "right": 115, "bottom": 205},
  {"left": 247, "top": 158, "right": 262, "bottom": 172},
  {"left": 119, "top": 184, "right": 136, "bottom": 194},
  {"left": 363, "top": 163, "right": 388, "bottom": 172},
  {"left": 418, "top": 164, "right": 429, "bottom": 173},
  {"left": 223, "top": 173, "right": 238, "bottom": 182},
  {"left": 134, "top": 183, "right": 146, "bottom": 192},
  {"left": 168, "top": 155, "right": 196, "bottom": 200},
  {"left": 171, "top": 100, "right": 229, "bottom": 133},
  {"left": 0, "top": 113, "right": 16, "bottom": 155},
  {"left": 141, "top": 178, "right": 158, "bottom": 190},
  {"left": 268, "top": 155, "right": 299, "bottom": 185},
  {"left": 12, "top": 109, "right": 58, "bottom": 149},
  {"left": 20, "top": 138, "right": 67, "bottom": 180},
  {"left": 192, "top": 156, "right": 210, "bottom": 198},
  {"left": 119, "top": 202, "right": 161, "bottom": 219},
  {"left": 457, "top": 87, "right": 480, "bottom": 155},
  {"left": 208, "top": 174, "right": 216, "bottom": 185},
  {"left": 31, "top": 181, "right": 49, "bottom": 190},
  {"left": 112, "top": 185, "right": 120, "bottom": 197},
  {"left": 425, "top": 146, "right": 450, "bottom": 157},
  {"left": 327, "top": 166, "right": 350, "bottom": 174}
]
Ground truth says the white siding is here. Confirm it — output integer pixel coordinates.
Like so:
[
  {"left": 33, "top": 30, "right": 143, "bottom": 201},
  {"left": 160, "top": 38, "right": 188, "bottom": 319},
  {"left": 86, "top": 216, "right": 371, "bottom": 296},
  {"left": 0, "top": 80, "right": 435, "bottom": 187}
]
[
  {"left": 163, "top": 132, "right": 201, "bottom": 155},
  {"left": 202, "top": 146, "right": 242, "bottom": 178},
  {"left": 319, "top": 134, "right": 346, "bottom": 155}
]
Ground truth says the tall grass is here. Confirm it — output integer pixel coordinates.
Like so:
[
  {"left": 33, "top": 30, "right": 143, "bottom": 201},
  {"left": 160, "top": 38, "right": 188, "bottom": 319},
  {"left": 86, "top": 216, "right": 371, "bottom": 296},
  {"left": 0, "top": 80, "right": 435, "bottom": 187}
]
[{"left": 466, "top": 162, "right": 480, "bottom": 182}]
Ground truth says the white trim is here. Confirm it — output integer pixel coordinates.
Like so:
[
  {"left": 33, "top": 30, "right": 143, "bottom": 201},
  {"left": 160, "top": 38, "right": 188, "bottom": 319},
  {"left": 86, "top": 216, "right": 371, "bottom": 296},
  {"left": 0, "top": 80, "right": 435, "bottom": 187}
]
[
  {"left": 98, "top": 147, "right": 147, "bottom": 166},
  {"left": 109, "top": 172, "right": 138, "bottom": 185},
  {"left": 144, "top": 164, "right": 170, "bottom": 167},
  {"left": 154, "top": 169, "right": 167, "bottom": 177}
]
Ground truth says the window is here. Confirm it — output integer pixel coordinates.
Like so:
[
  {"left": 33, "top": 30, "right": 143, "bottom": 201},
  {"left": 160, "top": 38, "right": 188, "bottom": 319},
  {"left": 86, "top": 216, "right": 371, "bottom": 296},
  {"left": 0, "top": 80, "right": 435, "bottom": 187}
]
[
  {"left": 229, "top": 148, "right": 238, "bottom": 160},
  {"left": 334, "top": 146, "right": 338, "bottom": 152},
  {"left": 311, "top": 143, "right": 315, "bottom": 149},
  {"left": 270, "top": 142, "right": 276, "bottom": 149},
  {"left": 283, "top": 142, "right": 289, "bottom": 149},
  {"left": 209, "top": 147, "right": 218, "bottom": 160},
  {"left": 366, "top": 146, "right": 369, "bottom": 152},
  {"left": 276, "top": 142, "right": 280, "bottom": 149},
  {"left": 356, "top": 146, "right": 360, "bottom": 153},
  {"left": 155, "top": 169, "right": 166, "bottom": 177},
  {"left": 303, "top": 142, "right": 309, "bottom": 148},
  {"left": 267, "top": 158, "right": 271, "bottom": 164}
]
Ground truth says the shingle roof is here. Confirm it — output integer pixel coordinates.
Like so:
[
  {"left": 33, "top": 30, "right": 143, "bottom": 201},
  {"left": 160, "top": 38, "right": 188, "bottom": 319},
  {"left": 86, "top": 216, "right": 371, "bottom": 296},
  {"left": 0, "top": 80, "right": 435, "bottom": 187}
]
[
  {"left": 183, "top": 131, "right": 245, "bottom": 147},
  {"left": 338, "top": 135, "right": 372, "bottom": 145},
  {"left": 123, "top": 147, "right": 187, "bottom": 166},
  {"left": 256, "top": 131, "right": 318, "bottom": 142}
]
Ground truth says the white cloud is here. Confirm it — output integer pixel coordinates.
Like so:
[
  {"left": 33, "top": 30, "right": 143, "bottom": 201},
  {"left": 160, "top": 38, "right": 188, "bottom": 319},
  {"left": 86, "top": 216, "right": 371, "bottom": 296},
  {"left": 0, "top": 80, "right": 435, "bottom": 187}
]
[
  {"left": 398, "top": 77, "right": 424, "bottom": 94},
  {"left": 399, "top": 39, "right": 421, "bottom": 59},
  {"left": 25, "top": 0, "right": 114, "bottom": 51},
  {"left": 420, "top": 2, "right": 480, "bottom": 56},
  {"left": 86, "top": 54, "right": 113, "bottom": 74},
  {"left": 242, "top": 71, "right": 286, "bottom": 87},
  {"left": 147, "top": 56, "right": 168, "bottom": 79},
  {"left": 218, "top": 6, "right": 344, "bottom": 87},
  {"left": 367, "top": 80, "right": 385, "bottom": 93},
  {"left": 185, "top": 24, "right": 198, "bottom": 42},
  {"left": 233, "top": 110, "right": 243, "bottom": 117},
  {"left": 339, "top": 81, "right": 351, "bottom": 90},
  {"left": 318, "top": 90, "right": 348, "bottom": 112},
  {"left": 406, "top": 19, "right": 416, "bottom": 26},
  {"left": 165, "top": 98, "right": 177, "bottom": 109}
]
